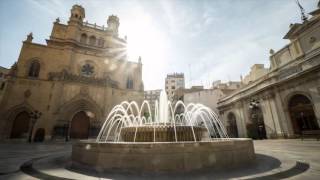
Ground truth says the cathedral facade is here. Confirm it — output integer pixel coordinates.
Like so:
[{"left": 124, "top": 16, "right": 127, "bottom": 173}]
[
  {"left": 0, "top": 5, "right": 144, "bottom": 141},
  {"left": 218, "top": 5, "right": 320, "bottom": 139}
]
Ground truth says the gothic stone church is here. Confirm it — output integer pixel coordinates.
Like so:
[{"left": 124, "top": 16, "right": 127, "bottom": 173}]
[{"left": 0, "top": 5, "right": 144, "bottom": 141}]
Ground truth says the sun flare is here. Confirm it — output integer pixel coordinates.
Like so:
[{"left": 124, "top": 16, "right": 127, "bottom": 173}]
[{"left": 121, "top": 12, "right": 168, "bottom": 89}]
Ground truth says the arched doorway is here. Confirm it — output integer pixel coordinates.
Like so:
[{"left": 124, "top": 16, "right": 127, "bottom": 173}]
[
  {"left": 248, "top": 107, "right": 267, "bottom": 139},
  {"left": 34, "top": 128, "right": 45, "bottom": 142},
  {"left": 70, "top": 111, "right": 90, "bottom": 139},
  {"left": 288, "top": 94, "right": 319, "bottom": 134},
  {"left": 10, "top": 111, "right": 30, "bottom": 138},
  {"left": 227, "top": 113, "right": 239, "bottom": 138}
]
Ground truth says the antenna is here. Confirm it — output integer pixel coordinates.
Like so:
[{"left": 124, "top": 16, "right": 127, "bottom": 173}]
[
  {"left": 188, "top": 63, "right": 192, "bottom": 87},
  {"left": 296, "top": 0, "right": 308, "bottom": 22}
]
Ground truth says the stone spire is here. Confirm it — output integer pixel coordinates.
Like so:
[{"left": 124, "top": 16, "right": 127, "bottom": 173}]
[
  {"left": 26, "top": 32, "right": 33, "bottom": 43},
  {"left": 296, "top": 0, "right": 308, "bottom": 22},
  {"left": 138, "top": 56, "right": 142, "bottom": 64}
]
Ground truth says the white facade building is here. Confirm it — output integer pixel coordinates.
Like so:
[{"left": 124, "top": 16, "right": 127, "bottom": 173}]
[
  {"left": 184, "top": 89, "right": 226, "bottom": 114},
  {"left": 218, "top": 5, "right": 320, "bottom": 139},
  {"left": 165, "top": 73, "right": 185, "bottom": 101},
  {"left": 144, "top": 89, "right": 161, "bottom": 115}
]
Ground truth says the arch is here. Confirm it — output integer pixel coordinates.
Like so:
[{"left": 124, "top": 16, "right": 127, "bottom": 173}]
[
  {"left": 247, "top": 107, "right": 267, "bottom": 139},
  {"left": 227, "top": 112, "right": 239, "bottom": 138},
  {"left": 10, "top": 111, "right": 30, "bottom": 138},
  {"left": 34, "top": 128, "right": 45, "bottom": 142},
  {"left": 89, "top": 35, "right": 96, "bottom": 46},
  {"left": 58, "top": 97, "right": 102, "bottom": 122},
  {"left": 285, "top": 91, "right": 313, "bottom": 107},
  {"left": 57, "top": 96, "right": 103, "bottom": 139},
  {"left": 70, "top": 111, "right": 90, "bottom": 139},
  {"left": 288, "top": 94, "right": 318, "bottom": 134},
  {"left": 28, "top": 60, "right": 40, "bottom": 78},
  {"left": 80, "top": 33, "right": 87, "bottom": 44},
  {"left": 1, "top": 103, "right": 34, "bottom": 138}
]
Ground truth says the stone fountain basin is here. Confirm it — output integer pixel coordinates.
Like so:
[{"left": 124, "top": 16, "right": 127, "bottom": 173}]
[
  {"left": 120, "top": 125, "right": 206, "bottom": 142},
  {"left": 71, "top": 138, "right": 255, "bottom": 173}
]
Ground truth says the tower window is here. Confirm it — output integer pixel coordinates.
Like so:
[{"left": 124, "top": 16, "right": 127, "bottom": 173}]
[
  {"left": 28, "top": 61, "right": 40, "bottom": 78},
  {"left": 80, "top": 33, "right": 87, "bottom": 44}
]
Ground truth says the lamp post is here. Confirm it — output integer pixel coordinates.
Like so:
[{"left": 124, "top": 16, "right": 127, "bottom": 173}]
[
  {"left": 249, "top": 99, "right": 262, "bottom": 139},
  {"left": 28, "top": 110, "right": 42, "bottom": 143},
  {"left": 249, "top": 99, "right": 260, "bottom": 109}
]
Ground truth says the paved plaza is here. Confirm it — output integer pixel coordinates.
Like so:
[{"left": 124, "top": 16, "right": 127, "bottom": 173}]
[{"left": 0, "top": 139, "right": 319, "bottom": 179}]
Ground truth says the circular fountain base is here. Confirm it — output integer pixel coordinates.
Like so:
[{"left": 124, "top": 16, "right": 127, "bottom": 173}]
[
  {"left": 121, "top": 125, "right": 206, "bottom": 142},
  {"left": 71, "top": 139, "right": 255, "bottom": 173}
]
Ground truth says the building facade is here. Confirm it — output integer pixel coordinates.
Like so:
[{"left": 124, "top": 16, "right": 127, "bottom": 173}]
[
  {"left": 212, "top": 80, "right": 242, "bottom": 90},
  {"left": 218, "top": 5, "right": 320, "bottom": 139},
  {"left": 0, "top": 66, "right": 10, "bottom": 103},
  {"left": 242, "top": 64, "right": 269, "bottom": 85},
  {"left": 144, "top": 89, "right": 161, "bottom": 115},
  {"left": 184, "top": 89, "right": 226, "bottom": 115},
  {"left": 184, "top": 82, "right": 240, "bottom": 116},
  {"left": 165, "top": 73, "right": 185, "bottom": 102},
  {"left": 0, "top": 5, "right": 144, "bottom": 141}
]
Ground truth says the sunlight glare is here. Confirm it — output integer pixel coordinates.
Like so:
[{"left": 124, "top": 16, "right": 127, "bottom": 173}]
[{"left": 121, "top": 11, "right": 168, "bottom": 89}]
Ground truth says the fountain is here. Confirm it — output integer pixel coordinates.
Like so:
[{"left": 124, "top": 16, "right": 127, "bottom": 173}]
[{"left": 72, "top": 91, "right": 255, "bottom": 173}]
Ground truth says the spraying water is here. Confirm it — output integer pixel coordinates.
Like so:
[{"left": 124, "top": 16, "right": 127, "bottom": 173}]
[{"left": 96, "top": 90, "right": 229, "bottom": 142}]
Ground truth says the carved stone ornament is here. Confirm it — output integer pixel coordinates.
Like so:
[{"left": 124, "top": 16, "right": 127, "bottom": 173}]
[{"left": 48, "top": 70, "right": 118, "bottom": 88}]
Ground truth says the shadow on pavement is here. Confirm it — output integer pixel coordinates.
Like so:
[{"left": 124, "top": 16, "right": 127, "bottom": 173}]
[{"left": 18, "top": 153, "right": 309, "bottom": 180}]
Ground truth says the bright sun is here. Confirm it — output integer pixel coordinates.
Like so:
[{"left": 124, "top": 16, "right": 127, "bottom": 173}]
[{"left": 121, "top": 12, "right": 168, "bottom": 90}]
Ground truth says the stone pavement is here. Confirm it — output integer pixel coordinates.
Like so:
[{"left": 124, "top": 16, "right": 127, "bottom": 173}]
[
  {"left": 0, "top": 139, "right": 319, "bottom": 179},
  {"left": 252, "top": 139, "right": 320, "bottom": 180},
  {"left": 0, "top": 141, "right": 71, "bottom": 179}
]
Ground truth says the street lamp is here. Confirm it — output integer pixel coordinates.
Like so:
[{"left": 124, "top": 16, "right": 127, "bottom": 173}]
[
  {"left": 249, "top": 99, "right": 260, "bottom": 109},
  {"left": 28, "top": 110, "right": 42, "bottom": 143}
]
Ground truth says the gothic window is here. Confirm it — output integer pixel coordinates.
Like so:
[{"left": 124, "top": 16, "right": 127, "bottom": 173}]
[
  {"left": 28, "top": 61, "right": 40, "bottom": 78},
  {"left": 80, "top": 33, "right": 87, "bottom": 44},
  {"left": 81, "top": 64, "right": 94, "bottom": 77},
  {"left": 126, "top": 76, "right": 133, "bottom": 89},
  {"left": 89, "top": 36, "right": 96, "bottom": 46}
]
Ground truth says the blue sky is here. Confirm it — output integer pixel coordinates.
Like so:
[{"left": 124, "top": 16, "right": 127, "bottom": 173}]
[{"left": 0, "top": 0, "right": 318, "bottom": 90}]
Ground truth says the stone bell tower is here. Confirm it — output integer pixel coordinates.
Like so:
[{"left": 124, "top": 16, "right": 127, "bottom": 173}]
[
  {"left": 66, "top": 5, "right": 85, "bottom": 41},
  {"left": 68, "top": 4, "right": 85, "bottom": 25},
  {"left": 107, "top": 15, "right": 120, "bottom": 35}
]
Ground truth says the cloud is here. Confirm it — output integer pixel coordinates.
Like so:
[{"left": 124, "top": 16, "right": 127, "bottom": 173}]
[
  {"left": 26, "top": 0, "right": 67, "bottom": 16},
  {"left": 0, "top": 0, "right": 318, "bottom": 90}
]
